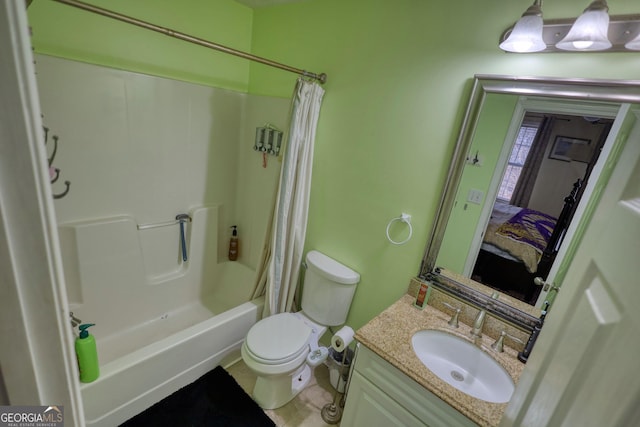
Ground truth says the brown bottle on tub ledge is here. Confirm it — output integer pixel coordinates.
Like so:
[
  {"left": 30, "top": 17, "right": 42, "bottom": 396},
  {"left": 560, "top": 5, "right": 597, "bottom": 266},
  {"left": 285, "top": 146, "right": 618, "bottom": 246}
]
[{"left": 229, "top": 225, "right": 239, "bottom": 261}]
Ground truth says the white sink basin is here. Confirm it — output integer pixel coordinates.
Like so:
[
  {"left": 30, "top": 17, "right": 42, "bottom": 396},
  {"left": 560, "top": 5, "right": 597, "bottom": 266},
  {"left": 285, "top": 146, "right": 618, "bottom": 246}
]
[{"left": 411, "top": 330, "right": 514, "bottom": 403}]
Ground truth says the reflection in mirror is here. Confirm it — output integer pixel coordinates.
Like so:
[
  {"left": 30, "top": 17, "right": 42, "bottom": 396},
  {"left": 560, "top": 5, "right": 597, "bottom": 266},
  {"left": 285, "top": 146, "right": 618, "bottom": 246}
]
[
  {"left": 447, "top": 110, "right": 613, "bottom": 305},
  {"left": 421, "top": 75, "right": 640, "bottom": 317}
]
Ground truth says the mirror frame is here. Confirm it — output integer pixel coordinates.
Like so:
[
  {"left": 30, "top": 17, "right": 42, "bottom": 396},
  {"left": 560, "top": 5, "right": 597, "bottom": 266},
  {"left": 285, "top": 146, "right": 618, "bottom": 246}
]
[{"left": 419, "top": 75, "right": 640, "bottom": 328}]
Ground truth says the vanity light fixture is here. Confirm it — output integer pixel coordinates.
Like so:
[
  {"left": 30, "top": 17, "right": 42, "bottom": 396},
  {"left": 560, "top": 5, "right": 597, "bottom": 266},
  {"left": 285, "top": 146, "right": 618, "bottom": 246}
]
[
  {"left": 499, "top": 0, "right": 640, "bottom": 53},
  {"left": 555, "top": 0, "right": 611, "bottom": 51},
  {"left": 625, "top": 31, "right": 640, "bottom": 50},
  {"left": 499, "top": 0, "right": 546, "bottom": 53}
]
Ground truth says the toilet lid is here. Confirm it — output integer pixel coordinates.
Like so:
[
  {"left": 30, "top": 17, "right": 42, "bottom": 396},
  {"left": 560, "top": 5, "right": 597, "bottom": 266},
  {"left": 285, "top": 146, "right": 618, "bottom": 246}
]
[{"left": 246, "top": 313, "right": 312, "bottom": 364}]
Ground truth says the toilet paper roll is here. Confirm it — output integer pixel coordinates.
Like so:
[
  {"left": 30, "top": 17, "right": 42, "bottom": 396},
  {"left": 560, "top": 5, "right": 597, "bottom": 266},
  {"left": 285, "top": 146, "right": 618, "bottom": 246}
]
[{"left": 331, "top": 326, "right": 355, "bottom": 352}]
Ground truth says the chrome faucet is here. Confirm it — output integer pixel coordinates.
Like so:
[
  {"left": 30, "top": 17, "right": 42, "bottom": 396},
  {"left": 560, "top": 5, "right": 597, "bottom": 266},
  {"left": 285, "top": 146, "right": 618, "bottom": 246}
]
[
  {"left": 471, "top": 309, "right": 487, "bottom": 339},
  {"left": 443, "top": 302, "right": 461, "bottom": 328},
  {"left": 471, "top": 292, "right": 499, "bottom": 340}
]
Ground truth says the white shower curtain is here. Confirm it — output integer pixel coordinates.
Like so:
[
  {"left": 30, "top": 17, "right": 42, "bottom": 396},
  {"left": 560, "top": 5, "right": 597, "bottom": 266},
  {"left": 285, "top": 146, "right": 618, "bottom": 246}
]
[{"left": 259, "top": 78, "right": 325, "bottom": 317}]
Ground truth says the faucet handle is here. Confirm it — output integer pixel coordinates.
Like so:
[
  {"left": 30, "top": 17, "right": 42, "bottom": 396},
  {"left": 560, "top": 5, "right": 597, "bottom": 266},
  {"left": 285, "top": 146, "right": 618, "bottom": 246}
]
[
  {"left": 491, "top": 330, "right": 524, "bottom": 353},
  {"left": 442, "top": 302, "right": 461, "bottom": 328},
  {"left": 506, "top": 332, "right": 524, "bottom": 345}
]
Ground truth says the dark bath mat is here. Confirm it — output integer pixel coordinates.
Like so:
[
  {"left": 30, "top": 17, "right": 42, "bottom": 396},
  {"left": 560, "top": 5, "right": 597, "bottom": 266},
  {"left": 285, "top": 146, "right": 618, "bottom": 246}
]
[{"left": 120, "top": 366, "right": 275, "bottom": 427}]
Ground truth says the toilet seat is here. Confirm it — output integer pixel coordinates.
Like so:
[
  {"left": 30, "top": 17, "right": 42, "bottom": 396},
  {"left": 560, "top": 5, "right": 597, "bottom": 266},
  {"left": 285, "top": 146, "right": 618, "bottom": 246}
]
[{"left": 245, "top": 313, "right": 312, "bottom": 365}]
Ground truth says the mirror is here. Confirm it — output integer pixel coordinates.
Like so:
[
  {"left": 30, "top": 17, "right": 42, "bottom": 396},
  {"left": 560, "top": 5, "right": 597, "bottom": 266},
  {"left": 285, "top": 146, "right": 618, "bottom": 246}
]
[
  {"left": 420, "top": 75, "right": 640, "bottom": 320},
  {"left": 441, "top": 106, "right": 614, "bottom": 305}
]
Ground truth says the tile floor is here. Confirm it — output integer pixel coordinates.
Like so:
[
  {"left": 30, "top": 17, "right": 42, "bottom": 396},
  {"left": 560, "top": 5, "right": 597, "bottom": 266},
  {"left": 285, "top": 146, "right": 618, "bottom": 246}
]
[{"left": 227, "top": 360, "right": 343, "bottom": 427}]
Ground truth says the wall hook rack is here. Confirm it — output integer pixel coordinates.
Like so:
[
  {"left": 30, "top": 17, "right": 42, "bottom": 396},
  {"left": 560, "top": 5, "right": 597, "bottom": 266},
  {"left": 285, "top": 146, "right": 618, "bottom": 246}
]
[
  {"left": 44, "top": 124, "right": 71, "bottom": 199},
  {"left": 466, "top": 150, "right": 482, "bottom": 166}
]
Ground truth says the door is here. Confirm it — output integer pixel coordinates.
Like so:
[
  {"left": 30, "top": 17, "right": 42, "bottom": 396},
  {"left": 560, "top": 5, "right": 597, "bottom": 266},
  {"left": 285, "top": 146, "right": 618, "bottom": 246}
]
[
  {"left": 0, "top": 1, "right": 83, "bottom": 424},
  {"left": 342, "top": 371, "right": 426, "bottom": 427},
  {"left": 534, "top": 103, "right": 639, "bottom": 306},
  {"left": 501, "top": 107, "right": 640, "bottom": 426}
]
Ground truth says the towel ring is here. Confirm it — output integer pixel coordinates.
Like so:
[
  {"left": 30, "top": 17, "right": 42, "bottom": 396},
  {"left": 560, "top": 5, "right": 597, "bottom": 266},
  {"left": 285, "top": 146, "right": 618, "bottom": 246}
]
[{"left": 386, "top": 213, "right": 413, "bottom": 245}]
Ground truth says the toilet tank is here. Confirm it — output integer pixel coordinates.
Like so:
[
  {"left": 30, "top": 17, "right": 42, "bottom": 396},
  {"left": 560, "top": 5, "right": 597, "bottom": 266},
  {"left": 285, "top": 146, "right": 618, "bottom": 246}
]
[{"left": 301, "top": 250, "right": 360, "bottom": 326}]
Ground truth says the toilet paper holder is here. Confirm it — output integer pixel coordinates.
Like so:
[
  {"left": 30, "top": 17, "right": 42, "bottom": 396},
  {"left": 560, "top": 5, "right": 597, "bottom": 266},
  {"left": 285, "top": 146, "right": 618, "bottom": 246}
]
[
  {"left": 322, "top": 326, "right": 355, "bottom": 424},
  {"left": 331, "top": 326, "right": 355, "bottom": 352}
]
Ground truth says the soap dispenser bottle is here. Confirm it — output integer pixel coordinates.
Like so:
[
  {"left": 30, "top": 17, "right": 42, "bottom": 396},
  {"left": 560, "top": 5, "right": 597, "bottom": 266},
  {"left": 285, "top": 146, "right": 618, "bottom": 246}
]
[
  {"left": 75, "top": 323, "right": 100, "bottom": 383},
  {"left": 229, "top": 225, "right": 239, "bottom": 261}
]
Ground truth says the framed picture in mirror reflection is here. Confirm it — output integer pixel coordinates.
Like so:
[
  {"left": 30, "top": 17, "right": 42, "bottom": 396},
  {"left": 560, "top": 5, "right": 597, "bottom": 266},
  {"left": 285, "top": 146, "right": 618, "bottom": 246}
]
[{"left": 549, "top": 135, "right": 592, "bottom": 163}]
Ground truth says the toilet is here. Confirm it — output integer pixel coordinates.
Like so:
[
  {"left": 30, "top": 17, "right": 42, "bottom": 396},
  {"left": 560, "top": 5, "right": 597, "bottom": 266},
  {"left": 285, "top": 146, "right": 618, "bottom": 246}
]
[{"left": 241, "top": 250, "right": 360, "bottom": 409}]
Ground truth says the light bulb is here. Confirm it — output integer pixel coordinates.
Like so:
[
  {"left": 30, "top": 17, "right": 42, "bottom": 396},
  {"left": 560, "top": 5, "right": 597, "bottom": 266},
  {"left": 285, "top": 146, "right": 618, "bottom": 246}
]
[
  {"left": 572, "top": 40, "right": 594, "bottom": 49},
  {"left": 512, "top": 41, "right": 535, "bottom": 52}
]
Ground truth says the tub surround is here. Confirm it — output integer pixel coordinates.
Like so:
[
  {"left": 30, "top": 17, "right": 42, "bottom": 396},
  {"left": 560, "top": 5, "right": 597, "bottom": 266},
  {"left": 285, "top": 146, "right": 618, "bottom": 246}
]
[
  {"left": 33, "top": 54, "right": 290, "bottom": 427},
  {"left": 354, "top": 290, "right": 527, "bottom": 427}
]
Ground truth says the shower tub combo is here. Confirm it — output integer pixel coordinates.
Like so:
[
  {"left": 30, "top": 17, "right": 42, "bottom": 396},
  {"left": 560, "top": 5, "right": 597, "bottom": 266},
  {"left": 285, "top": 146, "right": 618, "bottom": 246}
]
[
  {"left": 34, "top": 54, "right": 288, "bottom": 426},
  {"left": 60, "top": 206, "right": 264, "bottom": 427}
]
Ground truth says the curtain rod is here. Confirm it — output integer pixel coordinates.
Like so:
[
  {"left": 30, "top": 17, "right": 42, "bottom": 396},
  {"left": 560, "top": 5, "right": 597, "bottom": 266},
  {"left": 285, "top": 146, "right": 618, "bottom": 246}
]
[{"left": 49, "top": 0, "right": 327, "bottom": 84}]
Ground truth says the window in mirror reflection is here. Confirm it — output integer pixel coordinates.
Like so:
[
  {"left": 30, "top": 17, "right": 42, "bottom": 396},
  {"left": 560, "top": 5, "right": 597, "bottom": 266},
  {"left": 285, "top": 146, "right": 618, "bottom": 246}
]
[
  {"left": 470, "top": 112, "right": 613, "bottom": 305},
  {"left": 497, "top": 118, "right": 542, "bottom": 201}
]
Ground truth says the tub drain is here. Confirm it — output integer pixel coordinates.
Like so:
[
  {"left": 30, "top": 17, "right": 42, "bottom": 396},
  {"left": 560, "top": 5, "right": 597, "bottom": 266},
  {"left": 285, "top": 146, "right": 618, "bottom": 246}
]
[{"left": 450, "top": 370, "right": 465, "bottom": 382}]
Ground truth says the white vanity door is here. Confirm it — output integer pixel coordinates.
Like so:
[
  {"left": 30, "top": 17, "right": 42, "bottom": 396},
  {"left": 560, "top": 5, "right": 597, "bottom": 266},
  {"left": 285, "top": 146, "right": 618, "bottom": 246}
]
[
  {"left": 343, "top": 371, "right": 426, "bottom": 427},
  {"left": 502, "top": 107, "right": 640, "bottom": 427},
  {"left": 342, "top": 344, "right": 477, "bottom": 427}
]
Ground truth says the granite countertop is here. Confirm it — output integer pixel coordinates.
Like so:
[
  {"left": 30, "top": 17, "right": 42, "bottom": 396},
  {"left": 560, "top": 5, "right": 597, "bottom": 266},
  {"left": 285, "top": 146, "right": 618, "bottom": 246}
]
[{"left": 354, "top": 294, "right": 526, "bottom": 427}]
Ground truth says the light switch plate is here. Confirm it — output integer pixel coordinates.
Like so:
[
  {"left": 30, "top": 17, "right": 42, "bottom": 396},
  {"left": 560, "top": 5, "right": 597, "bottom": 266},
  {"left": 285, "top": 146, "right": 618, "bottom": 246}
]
[{"left": 468, "top": 189, "right": 484, "bottom": 204}]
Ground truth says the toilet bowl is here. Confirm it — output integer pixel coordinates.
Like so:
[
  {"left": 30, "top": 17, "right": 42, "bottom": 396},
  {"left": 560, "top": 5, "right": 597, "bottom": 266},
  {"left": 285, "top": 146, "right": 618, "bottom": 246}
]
[
  {"left": 241, "top": 312, "right": 326, "bottom": 409},
  {"left": 241, "top": 250, "right": 360, "bottom": 410}
]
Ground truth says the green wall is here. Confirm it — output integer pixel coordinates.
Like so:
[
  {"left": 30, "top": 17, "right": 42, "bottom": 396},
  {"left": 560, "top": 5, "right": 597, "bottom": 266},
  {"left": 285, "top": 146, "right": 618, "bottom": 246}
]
[
  {"left": 437, "top": 94, "right": 519, "bottom": 273},
  {"left": 28, "top": 0, "right": 640, "bottom": 331},
  {"left": 28, "top": 0, "right": 253, "bottom": 91},
  {"left": 248, "top": 0, "right": 639, "bottom": 330}
]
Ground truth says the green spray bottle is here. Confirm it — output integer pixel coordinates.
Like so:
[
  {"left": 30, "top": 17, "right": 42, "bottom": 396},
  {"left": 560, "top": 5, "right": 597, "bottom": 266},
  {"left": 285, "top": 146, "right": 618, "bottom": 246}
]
[{"left": 75, "top": 323, "right": 100, "bottom": 383}]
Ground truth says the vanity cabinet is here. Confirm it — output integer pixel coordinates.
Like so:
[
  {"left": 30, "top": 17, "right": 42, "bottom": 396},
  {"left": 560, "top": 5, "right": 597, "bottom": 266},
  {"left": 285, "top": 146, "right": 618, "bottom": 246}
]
[{"left": 342, "top": 344, "right": 476, "bottom": 427}]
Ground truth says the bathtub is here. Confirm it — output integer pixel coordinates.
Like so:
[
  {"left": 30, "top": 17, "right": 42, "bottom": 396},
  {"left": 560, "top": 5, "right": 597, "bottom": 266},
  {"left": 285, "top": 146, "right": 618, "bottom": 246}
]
[
  {"left": 59, "top": 207, "right": 265, "bottom": 425},
  {"left": 81, "top": 286, "right": 263, "bottom": 427}
]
